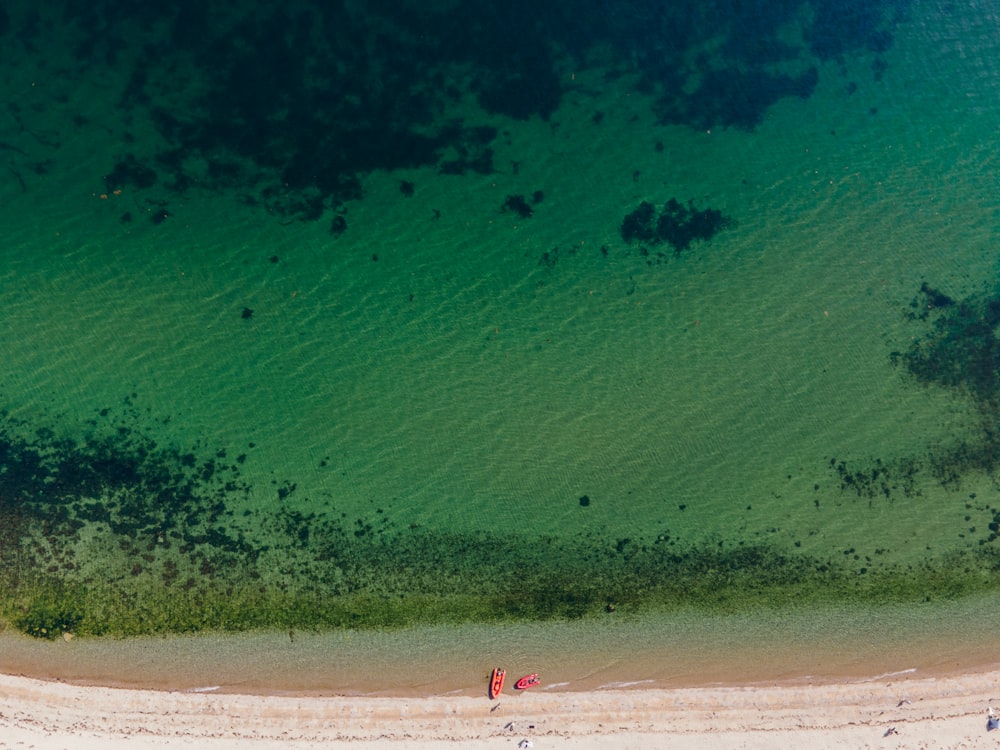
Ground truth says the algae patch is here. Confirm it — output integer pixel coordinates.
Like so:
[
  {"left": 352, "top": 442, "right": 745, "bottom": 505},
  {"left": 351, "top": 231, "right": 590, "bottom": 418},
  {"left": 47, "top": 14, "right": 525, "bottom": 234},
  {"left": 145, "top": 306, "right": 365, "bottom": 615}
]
[{"left": 2, "top": 394, "right": 1000, "bottom": 639}]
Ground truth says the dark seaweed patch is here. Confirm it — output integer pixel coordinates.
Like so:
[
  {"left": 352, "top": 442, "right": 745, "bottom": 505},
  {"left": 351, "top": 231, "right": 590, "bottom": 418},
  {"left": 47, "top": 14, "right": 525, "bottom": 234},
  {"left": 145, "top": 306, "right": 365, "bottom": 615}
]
[
  {"left": 621, "top": 199, "right": 733, "bottom": 254},
  {"left": 654, "top": 67, "right": 819, "bottom": 132},
  {"left": 656, "top": 198, "right": 733, "bottom": 253},
  {"left": 475, "top": 50, "right": 562, "bottom": 121},
  {"left": 806, "top": 0, "right": 903, "bottom": 61},
  {"left": 501, "top": 194, "right": 533, "bottom": 218},
  {"left": 329, "top": 215, "right": 347, "bottom": 236},
  {"left": 104, "top": 154, "right": 157, "bottom": 191},
  {"left": 621, "top": 201, "right": 658, "bottom": 244},
  {"left": 0, "top": 399, "right": 259, "bottom": 635},
  {"left": 829, "top": 456, "right": 921, "bottom": 501},
  {"left": 915, "top": 282, "right": 954, "bottom": 312},
  {"left": 900, "top": 283, "right": 1000, "bottom": 405},
  {"left": 15, "top": 595, "right": 83, "bottom": 639},
  {"left": 1, "top": 0, "right": 904, "bottom": 225},
  {"left": 833, "top": 280, "right": 1000, "bottom": 507},
  {"left": 436, "top": 126, "right": 497, "bottom": 176}
]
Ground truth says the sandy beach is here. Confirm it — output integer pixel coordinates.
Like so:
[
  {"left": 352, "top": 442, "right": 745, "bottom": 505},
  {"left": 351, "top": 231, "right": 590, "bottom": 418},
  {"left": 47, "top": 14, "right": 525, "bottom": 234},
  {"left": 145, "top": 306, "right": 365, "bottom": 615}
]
[{"left": 2, "top": 667, "right": 1000, "bottom": 750}]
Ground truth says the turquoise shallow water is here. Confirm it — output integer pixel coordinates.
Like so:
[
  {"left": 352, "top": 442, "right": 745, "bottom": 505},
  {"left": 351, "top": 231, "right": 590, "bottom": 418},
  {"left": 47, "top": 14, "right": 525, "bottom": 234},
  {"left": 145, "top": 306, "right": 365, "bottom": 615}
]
[
  {"left": 1, "top": 0, "right": 1000, "bottom": 665},
  {"left": 4, "top": 593, "right": 1000, "bottom": 694}
]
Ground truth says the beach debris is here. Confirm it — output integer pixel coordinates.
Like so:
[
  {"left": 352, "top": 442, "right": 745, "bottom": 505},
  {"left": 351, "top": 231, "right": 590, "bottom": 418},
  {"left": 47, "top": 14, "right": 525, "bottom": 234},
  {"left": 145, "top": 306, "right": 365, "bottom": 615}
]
[{"left": 988, "top": 706, "right": 999, "bottom": 730}]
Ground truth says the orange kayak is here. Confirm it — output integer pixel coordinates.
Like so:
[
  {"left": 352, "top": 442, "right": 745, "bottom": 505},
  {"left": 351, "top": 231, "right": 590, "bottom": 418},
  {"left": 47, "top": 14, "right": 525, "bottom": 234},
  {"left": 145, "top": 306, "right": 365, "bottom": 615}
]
[{"left": 489, "top": 667, "right": 506, "bottom": 699}]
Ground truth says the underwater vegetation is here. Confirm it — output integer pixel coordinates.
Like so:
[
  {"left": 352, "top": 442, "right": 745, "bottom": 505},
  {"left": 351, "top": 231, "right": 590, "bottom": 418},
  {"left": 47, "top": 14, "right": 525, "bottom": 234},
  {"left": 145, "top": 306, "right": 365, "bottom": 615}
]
[
  {"left": 899, "top": 282, "right": 1000, "bottom": 407},
  {"left": 896, "top": 281, "right": 1000, "bottom": 483},
  {"left": 831, "top": 280, "right": 1000, "bottom": 504},
  {"left": 0, "top": 1, "right": 906, "bottom": 218},
  {"left": 620, "top": 199, "right": 733, "bottom": 254},
  {"left": 829, "top": 456, "right": 922, "bottom": 501},
  {"left": 501, "top": 194, "right": 536, "bottom": 219},
  {"left": 653, "top": 67, "right": 819, "bottom": 132},
  {"left": 2, "top": 392, "right": 1000, "bottom": 640}
]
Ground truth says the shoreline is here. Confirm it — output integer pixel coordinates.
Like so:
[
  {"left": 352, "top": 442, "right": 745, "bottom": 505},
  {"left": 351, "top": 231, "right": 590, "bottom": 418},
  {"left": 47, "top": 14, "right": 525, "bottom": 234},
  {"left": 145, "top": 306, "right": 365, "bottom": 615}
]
[
  {"left": 4, "top": 600, "right": 1000, "bottom": 747},
  {"left": 2, "top": 667, "right": 999, "bottom": 749},
  {"left": 3, "top": 597, "right": 1000, "bottom": 697}
]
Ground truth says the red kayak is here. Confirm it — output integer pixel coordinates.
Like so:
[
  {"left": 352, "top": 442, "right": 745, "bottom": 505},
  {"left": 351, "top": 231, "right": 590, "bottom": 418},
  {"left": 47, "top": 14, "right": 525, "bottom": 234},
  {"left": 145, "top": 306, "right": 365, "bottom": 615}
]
[
  {"left": 515, "top": 673, "right": 540, "bottom": 690},
  {"left": 489, "top": 667, "right": 506, "bottom": 699}
]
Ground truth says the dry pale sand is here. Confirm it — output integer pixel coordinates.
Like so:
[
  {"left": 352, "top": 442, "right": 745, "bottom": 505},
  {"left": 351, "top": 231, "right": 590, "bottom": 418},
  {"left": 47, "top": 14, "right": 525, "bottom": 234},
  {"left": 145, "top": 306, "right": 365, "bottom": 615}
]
[{"left": 2, "top": 668, "right": 1000, "bottom": 750}]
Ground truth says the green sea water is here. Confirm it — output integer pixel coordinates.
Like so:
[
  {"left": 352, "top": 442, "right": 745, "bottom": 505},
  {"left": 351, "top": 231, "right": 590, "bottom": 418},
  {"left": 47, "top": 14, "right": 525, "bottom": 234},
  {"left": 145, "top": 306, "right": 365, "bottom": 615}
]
[{"left": 2, "top": 0, "right": 1000, "bottom": 655}]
